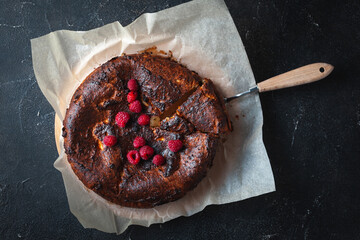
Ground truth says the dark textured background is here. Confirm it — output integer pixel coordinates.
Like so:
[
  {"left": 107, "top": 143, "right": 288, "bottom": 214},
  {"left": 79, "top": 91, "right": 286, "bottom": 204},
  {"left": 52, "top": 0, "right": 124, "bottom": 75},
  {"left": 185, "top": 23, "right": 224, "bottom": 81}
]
[{"left": 1, "top": 0, "right": 359, "bottom": 239}]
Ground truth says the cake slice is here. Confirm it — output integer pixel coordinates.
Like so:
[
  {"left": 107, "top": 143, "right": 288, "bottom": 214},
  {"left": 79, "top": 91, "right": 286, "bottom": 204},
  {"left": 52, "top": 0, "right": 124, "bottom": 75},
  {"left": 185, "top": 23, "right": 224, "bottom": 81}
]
[
  {"left": 130, "top": 54, "right": 201, "bottom": 115},
  {"left": 177, "top": 79, "right": 231, "bottom": 135}
]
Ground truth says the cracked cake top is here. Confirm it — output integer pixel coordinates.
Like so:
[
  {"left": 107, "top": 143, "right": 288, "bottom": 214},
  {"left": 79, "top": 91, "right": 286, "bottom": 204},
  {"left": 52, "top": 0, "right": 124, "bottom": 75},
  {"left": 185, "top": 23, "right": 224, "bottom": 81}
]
[{"left": 62, "top": 52, "right": 231, "bottom": 208}]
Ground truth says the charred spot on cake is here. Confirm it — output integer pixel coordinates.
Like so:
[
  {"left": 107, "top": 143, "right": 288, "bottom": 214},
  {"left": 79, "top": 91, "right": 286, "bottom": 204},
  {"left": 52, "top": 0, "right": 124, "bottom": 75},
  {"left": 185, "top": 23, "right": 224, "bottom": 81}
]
[
  {"left": 142, "top": 66, "right": 152, "bottom": 76},
  {"left": 74, "top": 94, "right": 81, "bottom": 101},
  {"left": 139, "top": 160, "right": 153, "bottom": 171},
  {"left": 72, "top": 94, "right": 83, "bottom": 105},
  {"left": 93, "top": 123, "right": 111, "bottom": 139},
  {"left": 92, "top": 81, "right": 101, "bottom": 86},
  {"left": 90, "top": 69, "right": 107, "bottom": 82},
  {"left": 94, "top": 182, "right": 102, "bottom": 190},
  {"left": 131, "top": 124, "right": 140, "bottom": 132},
  {"left": 141, "top": 94, "right": 150, "bottom": 107},
  {"left": 110, "top": 56, "right": 119, "bottom": 62},
  {"left": 62, "top": 127, "right": 67, "bottom": 137},
  {"left": 71, "top": 161, "right": 91, "bottom": 174},
  {"left": 107, "top": 111, "right": 115, "bottom": 124},
  {"left": 150, "top": 140, "right": 163, "bottom": 154},
  {"left": 162, "top": 149, "right": 179, "bottom": 177},
  {"left": 65, "top": 147, "right": 74, "bottom": 155},
  {"left": 77, "top": 146, "right": 85, "bottom": 154},
  {"left": 99, "top": 62, "right": 117, "bottom": 83}
]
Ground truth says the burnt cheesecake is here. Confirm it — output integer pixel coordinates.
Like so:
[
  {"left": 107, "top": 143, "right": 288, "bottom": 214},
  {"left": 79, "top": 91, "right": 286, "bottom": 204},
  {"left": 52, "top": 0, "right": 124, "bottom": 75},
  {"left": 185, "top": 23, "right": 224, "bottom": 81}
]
[{"left": 62, "top": 53, "right": 231, "bottom": 208}]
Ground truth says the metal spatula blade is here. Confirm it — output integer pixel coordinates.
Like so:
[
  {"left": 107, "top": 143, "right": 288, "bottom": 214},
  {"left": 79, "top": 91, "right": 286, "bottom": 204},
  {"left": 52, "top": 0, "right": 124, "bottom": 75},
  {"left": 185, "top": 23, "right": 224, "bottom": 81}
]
[{"left": 224, "top": 63, "right": 334, "bottom": 103}]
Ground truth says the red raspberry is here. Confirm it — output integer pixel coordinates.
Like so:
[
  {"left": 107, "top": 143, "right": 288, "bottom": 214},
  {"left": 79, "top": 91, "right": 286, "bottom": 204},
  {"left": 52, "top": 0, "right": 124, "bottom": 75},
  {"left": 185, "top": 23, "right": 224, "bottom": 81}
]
[
  {"left": 127, "top": 150, "right": 140, "bottom": 165},
  {"left": 127, "top": 91, "right": 138, "bottom": 103},
  {"left": 103, "top": 135, "right": 117, "bottom": 147},
  {"left": 137, "top": 114, "right": 150, "bottom": 126},
  {"left": 115, "top": 111, "right": 130, "bottom": 128},
  {"left": 152, "top": 155, "right": 165, "bottom": 166},
  {"left": 129, "top": 100, "right": 142, "bottom": 113},
  {"left": 133, "top": 136, "right": 146, "bottom": 148},
  {"left": 127, "top": 79, "right": 139, "bottom": 91},
  {"left": 168, "top": 140, "right": 183, "bottom": 152},
  {"left": 139, "top": 145, "right": 154, "bottom": 160}
]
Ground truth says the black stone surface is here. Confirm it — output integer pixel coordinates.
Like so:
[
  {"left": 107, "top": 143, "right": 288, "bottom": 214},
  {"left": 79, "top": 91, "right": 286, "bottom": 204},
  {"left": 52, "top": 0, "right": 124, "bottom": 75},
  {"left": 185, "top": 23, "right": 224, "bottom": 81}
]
[{"left": 1, "top": 0, "right": 359, "bottom": 239}]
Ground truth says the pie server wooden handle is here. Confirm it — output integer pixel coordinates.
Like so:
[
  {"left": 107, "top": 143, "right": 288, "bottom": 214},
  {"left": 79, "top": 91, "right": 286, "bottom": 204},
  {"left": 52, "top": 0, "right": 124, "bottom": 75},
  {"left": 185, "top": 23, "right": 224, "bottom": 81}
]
[{"left": 224, "top": 63, "right": 334, "bottom": 103}]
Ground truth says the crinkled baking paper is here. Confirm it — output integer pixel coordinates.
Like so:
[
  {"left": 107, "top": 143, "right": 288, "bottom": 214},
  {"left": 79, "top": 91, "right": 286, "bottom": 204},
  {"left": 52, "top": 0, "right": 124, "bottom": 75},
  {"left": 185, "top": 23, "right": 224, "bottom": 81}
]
[{"left": 31, "top": 0, "right": 275, "bottom": 234}]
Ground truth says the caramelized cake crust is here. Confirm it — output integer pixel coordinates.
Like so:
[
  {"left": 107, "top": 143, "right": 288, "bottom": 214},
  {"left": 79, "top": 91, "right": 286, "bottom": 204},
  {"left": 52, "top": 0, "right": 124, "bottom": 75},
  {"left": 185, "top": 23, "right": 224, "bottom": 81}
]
[{"left": 63, "top": 53, "right": 230, "bottom": 208}]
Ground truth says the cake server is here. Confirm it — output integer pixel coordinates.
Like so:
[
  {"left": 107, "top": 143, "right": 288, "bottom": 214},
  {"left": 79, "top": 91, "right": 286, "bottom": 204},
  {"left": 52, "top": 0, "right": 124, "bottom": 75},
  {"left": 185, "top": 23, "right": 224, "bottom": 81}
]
[{"left": 224, "top": 63, "right": 334, "bottom": 103}]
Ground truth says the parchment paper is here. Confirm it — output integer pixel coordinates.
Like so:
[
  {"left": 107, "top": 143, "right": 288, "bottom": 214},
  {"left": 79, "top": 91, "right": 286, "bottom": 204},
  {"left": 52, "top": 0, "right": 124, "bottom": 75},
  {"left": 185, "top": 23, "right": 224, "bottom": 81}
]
[{"left": 31, "top": 0, "right": 275, "bottom": 234}]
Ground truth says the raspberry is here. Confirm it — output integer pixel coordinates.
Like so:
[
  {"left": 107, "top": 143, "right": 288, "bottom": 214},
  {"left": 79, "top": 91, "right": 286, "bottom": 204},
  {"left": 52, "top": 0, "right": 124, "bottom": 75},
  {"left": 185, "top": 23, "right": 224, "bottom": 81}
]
[
  {"left": 133, "top": 136, "right": 146, "bottom": 148},
  {"left": 168, "top": 140, "right": 183, "bottom": 152},
  {"left": 103, "top": 135, "right": 117, "bottom": 147},
  {"left": 127, "top": 91, "right": 138, "bottom": 103},
  {"left": 137, "top": 114, "right": 150, "bottom": 126},
  {"left": 127, "top": 150, "right": 140, "bottom": 165},
  {"left": 129, "top": 100, "right": 142, "bottom": 113},
  {"left": 115, "top": 111, "right": 130, "bottom": 128},
  {"left": 139, "top": 145, "right": 154, "bottom": 160},
  {"left": 127, "top": 79, "right": 139, "bottom": 91},
  {"left": 152, "top": 155, "right": 165, "bottom": 166}
]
